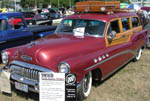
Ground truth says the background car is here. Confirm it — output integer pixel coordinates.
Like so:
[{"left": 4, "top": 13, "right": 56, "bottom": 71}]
[{"left": 41, "top": 8, "right": 60, "bottom": 19}]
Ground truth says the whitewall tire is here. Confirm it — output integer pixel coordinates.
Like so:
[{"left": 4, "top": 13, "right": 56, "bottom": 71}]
[
  {"left": 78, "top": 71, "right": 92, "bottom": 100},
  {"left": 134, "top": 48, "right": 142, "bottom": 61}
]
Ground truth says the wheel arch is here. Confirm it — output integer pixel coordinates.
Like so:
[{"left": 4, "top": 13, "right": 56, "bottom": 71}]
[
  {"left": 141, "top": 45, "right": 145, "bottom": 49},
  {"left": 91, "top": 68, "right": 102, "bottom": 85}
]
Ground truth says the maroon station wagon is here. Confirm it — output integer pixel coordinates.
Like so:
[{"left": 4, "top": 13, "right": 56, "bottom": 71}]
[{"left": 1, "top": 1, "right": 148, "bottom": 100}]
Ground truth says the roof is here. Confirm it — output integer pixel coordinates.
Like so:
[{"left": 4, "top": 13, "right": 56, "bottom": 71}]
[
  {"left": 0, "top": 12, "right": 23, "bottom": 19},
  {"left": 64, "top": 12, "right": 138, "bottom": 22}
]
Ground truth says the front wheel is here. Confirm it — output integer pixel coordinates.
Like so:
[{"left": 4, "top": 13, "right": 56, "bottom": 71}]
[
  {"left": 133, "top": 48, "right": 142, "bottom": 61},
  {"left": 78, "top": 71, "right": 92, "bottom": 100}
]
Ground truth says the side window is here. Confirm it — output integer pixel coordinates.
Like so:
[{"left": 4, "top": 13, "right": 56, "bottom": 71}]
[
  {"left": 131, "top": 17, "right": 140, "bottom": 28},
  {"left": 121, "top": 18, "right": 130, "bottom": 31},
  {"left": 85, "top": 20, "right": 106, "bottom": 36},
  {"left": 0, "top": 20, "right": 8, "bottom": 31},
  {"left": 107, "top": 20, "right": 120, "bottom": 36},
  {"left": 59, "top": 19, "right": 73, "bottom": 32},
  {"left": 8, "top": 17, "right": 25, "bottom": 30}
]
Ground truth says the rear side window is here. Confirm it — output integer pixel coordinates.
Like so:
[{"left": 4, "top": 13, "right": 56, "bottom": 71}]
[
  {"left": 0, "top": 20, "right": 8, "bottom": 31},
  {"left": 131, "top": 17, "right": 140, "bottom": 28},
  {"left": 121, "top": 18, "right": 130, "bottom": 31},
  {"left": 8, "top": 17, "right": 25, "bottom": 30},
  {"left": 109, "top": 20, "right": 120, "bottom": 34}
]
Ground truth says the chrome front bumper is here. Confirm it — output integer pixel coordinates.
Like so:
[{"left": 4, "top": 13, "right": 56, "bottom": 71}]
[
  {"left": 1, "top": 61, "right": 81, "bottom": 93},
  {"left": 10, "top": 73, "right": 81, "bottom": 93},
  {"left": 10, "top": 73, "right": 39, "bottom": 93}
]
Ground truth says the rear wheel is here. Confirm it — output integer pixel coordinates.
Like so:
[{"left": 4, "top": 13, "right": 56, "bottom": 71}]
[
  {"left": 78, "top": 71, "right": 92, "bottom": 100},
  {"left": 133, "top": 48, "right": 142, "bottom": 61}
]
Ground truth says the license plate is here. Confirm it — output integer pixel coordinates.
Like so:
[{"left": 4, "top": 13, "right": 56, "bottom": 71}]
[{"left": 15, "top": 82, "right": 28, "bottom": 93}]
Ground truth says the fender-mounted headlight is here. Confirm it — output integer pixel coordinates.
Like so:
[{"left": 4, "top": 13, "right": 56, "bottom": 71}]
[
  {"left": 58, "top": 62, "right": 70, "bottom": 73},
  {"left": 1, "top": 50, "right": 8, "bottom": 64}
]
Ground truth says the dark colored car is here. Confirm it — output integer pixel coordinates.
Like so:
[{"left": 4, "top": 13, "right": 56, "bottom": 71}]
[
  {"left": 0, "top": 12, "right": 56, "bottom": 54},
  {"left": 22, "top": 11, "right": 52, "bottom": 25},
  {"left": 22, "top": 12, "right": 36, "bottom": 25},
  {"left": 34, "top": 13, "right": 52, "bottom": 25},
  {"left": 41, "top": 8, "right": 60, "bottom": 19}
]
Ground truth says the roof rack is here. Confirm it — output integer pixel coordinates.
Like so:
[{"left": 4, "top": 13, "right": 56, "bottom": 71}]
[{"left": 74, "top": 1, "right": 127, "bottom": 13}]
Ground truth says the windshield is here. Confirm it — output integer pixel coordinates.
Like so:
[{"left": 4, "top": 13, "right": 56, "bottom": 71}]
[{"left": 56, "top": 19, "right": 106, "bottom": 36}]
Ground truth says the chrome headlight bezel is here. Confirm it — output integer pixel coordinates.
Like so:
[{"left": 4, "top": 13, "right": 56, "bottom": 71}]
[
  {"left": 1, "top": 50, "right": 8, "bottom": 64},
  {"left": 58, "top": 62, "right": 70, "bottom": 73}
]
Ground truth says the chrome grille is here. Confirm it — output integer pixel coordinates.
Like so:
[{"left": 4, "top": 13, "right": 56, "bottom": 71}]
[
  {"left": 10, "top": 65, "right": 40, "bottom": 81},
  {"left": 9, "top": 60, "right": 53, "bottom": 81}
]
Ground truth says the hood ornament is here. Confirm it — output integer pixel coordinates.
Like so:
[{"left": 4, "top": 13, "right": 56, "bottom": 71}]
[{"left": 27, "top": 41, "right": 39, "bottom": 48}]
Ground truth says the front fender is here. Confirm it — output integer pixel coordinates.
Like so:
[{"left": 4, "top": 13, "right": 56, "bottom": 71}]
[{"left": 64, "top": 52, "right": 104, "bottom": 83}]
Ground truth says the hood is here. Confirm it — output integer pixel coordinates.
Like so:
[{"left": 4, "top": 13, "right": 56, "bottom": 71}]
[{"left": 15, "top": 34, "right": 105, "bottom": 71}]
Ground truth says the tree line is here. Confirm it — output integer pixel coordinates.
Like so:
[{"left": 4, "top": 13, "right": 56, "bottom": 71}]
[
  {"left": 21, "top": 0, "right": 76, "bottom": 8},
  {"left": 1, "top": 0, "right": 129, "bottom": 9},
  {"left": 20, "top": 0, "right": 128, "bottom": 8}
]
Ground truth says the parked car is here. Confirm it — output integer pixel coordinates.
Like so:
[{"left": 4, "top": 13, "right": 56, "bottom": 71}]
[
  {"left": 22, "top": 11, "right": 52, "bottom": 25},
  {"left": 22, "top": 11, "right": 36, "bottom": 25},
  {"left": 0, "top": 12, "right": 56, "bottom": 55},
  {"left": 1, "top": 1, "right": 148, "bottom": 100},
  {"left": 34, "top": 13, "right": 52, "bottom": 25},
  {"left": 41, "top": 8, "right": 60, "bottom": 19},
  {"left": 141, "top": 7, "right": 150, "bottom": 12}
]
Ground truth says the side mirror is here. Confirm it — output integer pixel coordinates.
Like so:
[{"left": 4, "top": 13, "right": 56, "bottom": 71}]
[{"left": 107, "top": 31, "right": 116, "bottom": 43}]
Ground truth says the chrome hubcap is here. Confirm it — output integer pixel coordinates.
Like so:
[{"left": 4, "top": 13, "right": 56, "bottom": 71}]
[{"left": 83, "top": 74, "right": 90, "bottom": 93}]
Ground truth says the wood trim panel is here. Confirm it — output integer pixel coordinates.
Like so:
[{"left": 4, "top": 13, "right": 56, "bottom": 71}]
[{"left": 105, "top": 16, "right": 142, "bottom": 47}]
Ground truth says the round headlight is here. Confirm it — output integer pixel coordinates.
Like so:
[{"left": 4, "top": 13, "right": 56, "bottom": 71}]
[
  {"left": 58, "top": 62, "right": 70, "bottom": 73},
  {"left": 1, "top": 50, "right": 8, "bottom": 64}
]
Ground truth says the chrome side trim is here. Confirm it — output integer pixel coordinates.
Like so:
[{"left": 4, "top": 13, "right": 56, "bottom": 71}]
[
  {"left": 84, "top": 50, "right": 135, "bottom": 71},
  {"left": 9, "top": 60, "right": 52, "bottom": 72}
]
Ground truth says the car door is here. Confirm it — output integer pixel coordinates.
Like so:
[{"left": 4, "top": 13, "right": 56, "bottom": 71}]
[
  {"left": 6, "top": 16, "right": 33, "bottom": 49},
  {"left": 0, "top": 19, "right": 9, "bottom": 51},
  {"left": 131, "top": 16, "right": 143, "bottom": 49},
  {"left": 102, "top": 18, "right": 133, "bottom": 77}
]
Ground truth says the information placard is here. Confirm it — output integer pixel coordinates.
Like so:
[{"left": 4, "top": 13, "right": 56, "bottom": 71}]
[
  {"left": 39, "top": 72, "right": 65, "bottom": 101},
  {"left": 73, "top": 27, "right": 85, "bottom": 37},
  {"left": 0, "top": 70, "right": 11, "bottom": 94},
  {"left": 39, "top": 72, "right": 77, "bottom": 101}
]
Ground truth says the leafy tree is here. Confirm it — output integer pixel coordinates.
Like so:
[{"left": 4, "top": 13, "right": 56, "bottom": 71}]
[{"left": 20, "top": 0, "right": 129, "bottom": 8}]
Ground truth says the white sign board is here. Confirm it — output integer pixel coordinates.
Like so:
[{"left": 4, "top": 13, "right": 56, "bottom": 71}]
[
  {"left": 39, "top": 72, "right": 65, "bottom": 101},
  {"left": 73, "top": 27, "right": 85, "bottom": 37},
  {"left": 0, "top": 70, "right": 11, "bottom": 94}
]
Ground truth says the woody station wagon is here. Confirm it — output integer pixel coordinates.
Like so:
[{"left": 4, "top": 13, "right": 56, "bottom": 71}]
[{"left": 1, "top": 1, "right": 148, "bottom": 100}]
